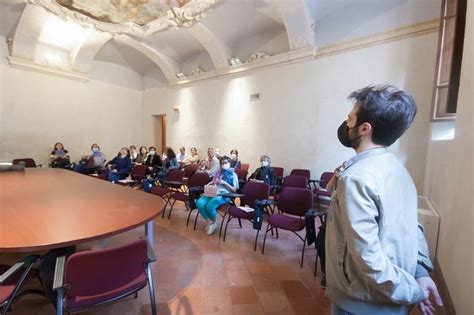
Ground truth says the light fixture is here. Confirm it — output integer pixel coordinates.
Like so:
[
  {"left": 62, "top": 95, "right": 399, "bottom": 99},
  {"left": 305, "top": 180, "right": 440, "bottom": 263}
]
[
  {"left": 230, "top": 57, "right": 241, "bottom": 66},
  {"left": 176, "top": 72, "right": 187, "bottom": 79}
]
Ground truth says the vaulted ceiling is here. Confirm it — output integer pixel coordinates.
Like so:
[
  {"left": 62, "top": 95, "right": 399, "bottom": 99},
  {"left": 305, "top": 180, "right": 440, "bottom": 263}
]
[{"left": 0, "top": 0, "right": 441, "bottom": 90}]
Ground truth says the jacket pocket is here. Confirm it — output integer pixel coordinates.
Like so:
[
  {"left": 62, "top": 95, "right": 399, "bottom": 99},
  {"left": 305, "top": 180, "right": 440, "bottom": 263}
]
[{"left": 336, "top": 243, "right": 351, "bottom": 286}]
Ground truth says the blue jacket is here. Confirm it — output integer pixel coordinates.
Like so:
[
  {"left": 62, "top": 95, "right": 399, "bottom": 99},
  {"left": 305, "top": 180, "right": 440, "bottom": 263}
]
[{"left": 109, "top": 155, "right": 133, "bottom": 175}]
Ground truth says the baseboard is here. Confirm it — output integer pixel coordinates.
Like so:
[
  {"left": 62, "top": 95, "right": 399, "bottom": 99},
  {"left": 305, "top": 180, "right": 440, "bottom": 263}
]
[{"left": 433, "top": 258, "right": 456, "bottom": 314}]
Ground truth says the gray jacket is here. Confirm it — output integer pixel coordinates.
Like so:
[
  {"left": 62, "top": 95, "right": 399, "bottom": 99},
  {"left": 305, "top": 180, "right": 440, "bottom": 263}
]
[{"left": 326, "top": 148, "right": 432, "bottom": 314}]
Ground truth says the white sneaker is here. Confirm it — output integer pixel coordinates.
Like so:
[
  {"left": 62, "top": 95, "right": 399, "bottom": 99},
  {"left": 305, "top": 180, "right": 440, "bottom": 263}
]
[
  {"left": 205, "top": 224, "right": 209, "bottom": 232},
  {"left": 207, "top": 222, "right": 217, "bottom": 235}
]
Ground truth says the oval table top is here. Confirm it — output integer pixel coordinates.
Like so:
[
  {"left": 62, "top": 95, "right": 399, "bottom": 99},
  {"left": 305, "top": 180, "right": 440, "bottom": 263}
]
[{"left": 0, "top": 168, "right": 164, "bottom": 253}]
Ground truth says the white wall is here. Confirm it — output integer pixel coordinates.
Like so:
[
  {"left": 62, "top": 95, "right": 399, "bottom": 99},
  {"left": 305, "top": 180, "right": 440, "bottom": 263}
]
[
  {"left": 0, "top": 37, "right": 144, "bottom": 166},
  {"left": 142, "top": 32, "right": 438, "bottom": 191},
  {"left": 423, "top": 2, "right": 474, "bottom": 314}
]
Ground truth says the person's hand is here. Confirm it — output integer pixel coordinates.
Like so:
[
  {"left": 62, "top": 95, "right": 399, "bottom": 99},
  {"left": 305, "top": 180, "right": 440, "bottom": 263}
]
[
  {"left": 417, "top": 276, "right": 443, "bottom": 315},
  {"left": 148, "top": 166, "right": 153, "bottom": 171},
  {"left": 112, "top": 169, "right": 118, "bottom": 173}
]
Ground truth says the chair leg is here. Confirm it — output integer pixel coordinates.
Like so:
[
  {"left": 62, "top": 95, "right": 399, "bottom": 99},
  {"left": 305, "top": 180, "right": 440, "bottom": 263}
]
[
  {"left": 261, "top": 223, "right": 272, "bottom": 255},
  {"left": 300, "top": 234, "right": 307, "bottom": 268},
  {"left": 56, "top": 288, "right": 64, "bottom": 315},
  {"left": 194, "top": 211, "right": 199, "bottom": 230},
  {"left": 147, "top": 264, "right": 157, "bottom": 315},
  {"left": 254, "top": 229, "right": 260, "bottom": 251},
  {"left": 219, "top": 212, "right": 227, "bottom": 237},
  {"left": 223, "top": 215, "right": 233, "bottom": 242},
  {"left": 314, "top": 254, "right": 319, "bottom": 277},
  {"left": 168, "top": 199, "right": 177, "bottom": 220},
  {"left": 238, "top": 218, "right": 242, "bottom": 228},
  {"left": 186, "top": 208, "right": 193, "bottom": 226},
  {"left": 2, "top": 262, "right": 36, "bottom": 315}
]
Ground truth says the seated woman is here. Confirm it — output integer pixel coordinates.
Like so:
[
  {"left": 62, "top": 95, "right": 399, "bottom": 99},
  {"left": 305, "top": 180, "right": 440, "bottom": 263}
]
[
  {"left": 229, "top": 149, "right": 241, "bottom": 169},
  {"left": 135, "top": 146, "right": 148, "bottom": 165},
  {"left": 196, "top": 156, "right": 239, "bottom": 235},
  {"left": 73, "top": 144, "right": 106, "bottom": 174},
  {"left": 144, "top": 146, "right": 162, "bottom": 174},
  {"left": 130, "top": 145, "right": 138, "bottom": 163},
  {"left": 176, "top": 146, "right": 188, "bottom": 163},
  {"left": 186, "top": 147, "right": 200, "bottom": 164},
  {"left": 106, "top": 147, "right": 133, "bottom": 182},
  {"left": 50, "top": 142, "right": 70, "bottom": 168},
  {"left": 249, "top": 155, "right": 276, "bottom": 186},
  {"left": 156, "top": 147, "right": 179, "bottom": 181}
]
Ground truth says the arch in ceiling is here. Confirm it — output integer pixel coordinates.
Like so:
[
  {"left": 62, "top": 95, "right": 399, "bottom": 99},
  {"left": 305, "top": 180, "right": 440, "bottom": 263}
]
[
  {"left": 187, "top": 23, "right": 231, "bottom": 68},
  {"left": 273, "top": 0, "right": 316, "bottom": 50},
  {"left": 10, "top": 4, "right": 49, "bottom": 60},
  {"left": 113, "top": 34, "right": 180, "bottom": 82},
  {"left": 72, "top": 32, "right": 112, "bottom": 74}
]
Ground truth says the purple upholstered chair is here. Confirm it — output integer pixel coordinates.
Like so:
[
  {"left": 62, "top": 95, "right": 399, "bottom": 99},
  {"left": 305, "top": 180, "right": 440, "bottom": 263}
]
[
  {"left": 313, "top": 172, "right": 335, "bottom": 207},
  {"left": 262, "top": 187, "right": 313, "bottom": 267},
  {"left": 12, "top": 158, "right": 42, "bottom": 168},
  {"left": 53, "top": 239, "right": 156, "bottom": 315},
  {"left": 289, "top": 169, "right": 310, "bottom": 180},
  {"left": 282, "top": 175, "right": 308, "bottom": 189},
  {"left": 150, "top": 169, "right": 185, "bottom": 217},
  {"left": 223, "top": 181, "right": 271, "bottom": 250}
]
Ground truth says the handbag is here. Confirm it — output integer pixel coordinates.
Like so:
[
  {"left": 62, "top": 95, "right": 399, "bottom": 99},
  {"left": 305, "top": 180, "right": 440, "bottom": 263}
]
[{"left": 203, "top": 184, "right": 218, "bottom": 197}]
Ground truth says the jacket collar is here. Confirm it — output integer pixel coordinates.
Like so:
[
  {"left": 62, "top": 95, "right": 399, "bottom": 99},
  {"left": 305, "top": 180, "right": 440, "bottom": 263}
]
[{"left": 344, "top": 147, "right": 388, "bottom": 171}]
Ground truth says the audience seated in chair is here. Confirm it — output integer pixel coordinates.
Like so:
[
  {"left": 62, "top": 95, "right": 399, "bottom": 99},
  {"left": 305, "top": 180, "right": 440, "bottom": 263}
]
[
  {"left": 157, "top": 147, "right": 179, "bottom": 181},
  {"left": 134, "top": 146, "right": 148, "bottom": 165},
  {"left": 176, "top": 146, "right": 188, "bottom": 163},
  {"left": 185, "top": 147, "right": 200, "bottom": 164},
  {"left": 106, "top": 147, "right": 133, "bottom": 182},
  {"left": 73, "top": 144, "right": 106, "bottom": 175},
  {"left": 229, "top": 149, "right": 241, "bottom": 169},
  {"left": 199, "top": 147, "right": 220, "bottom": 178},
  {"left": 249, "top": 155, "right": 276, "bottom": 186},
  {"left": 144, "top": 146, "right": 162, "bottom": 175},
  {"left": 196, "top": 156, "right": 239, "bottom": 235},
  {"left": 50, "top": 142, "right": 70, "bottom": 169},
  {"left": 129, "top": 145, "right": 138, "bottom": 163}
]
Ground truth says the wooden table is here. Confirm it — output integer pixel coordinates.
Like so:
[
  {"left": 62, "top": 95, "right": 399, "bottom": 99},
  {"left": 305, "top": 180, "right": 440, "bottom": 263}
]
[{"left": 0, "top": 168, "right": 164, "bottom": 253}]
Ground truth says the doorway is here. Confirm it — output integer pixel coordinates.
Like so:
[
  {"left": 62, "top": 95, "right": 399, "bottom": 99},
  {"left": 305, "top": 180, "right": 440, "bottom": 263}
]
[{"left": 153, "top": 114, "right": 166, "bottom": 154}]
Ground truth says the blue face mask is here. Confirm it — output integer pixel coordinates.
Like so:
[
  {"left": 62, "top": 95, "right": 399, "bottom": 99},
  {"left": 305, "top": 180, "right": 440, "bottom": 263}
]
[
  {"left": 56, "top": 150, "right": 65, "bottom": 155},
  {"left": 92, "top": 148, "right": 100, "bottom": 155}
]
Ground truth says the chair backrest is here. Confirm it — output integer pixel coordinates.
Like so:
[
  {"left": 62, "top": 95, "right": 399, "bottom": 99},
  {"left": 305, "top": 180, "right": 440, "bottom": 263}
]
[
  {"left": 277, "top": 187, "right": 313, "bottom": 217},
  {"left": 240, "top": 163, "right": 250, "bottom": 172},
  {"left": 290, "top": 169, "right": 310, "bottom": 180},
  {"left": 271, "top": 167, "right": 284, "bottom": 178},
  {"left": 131, "top": 165, "right": 147, "bottom": 176},
  {"left": 241, "top": 181, "right": 270, "bottom": 208},
  {"left": 167, "top": 169, "right": 185, "bottom": 182},
  {"left": 319, "top": 172, "right": 335, "bottom": 189},
  {"left": 183, "top": 163, "right": 199, "bottom": 178},
  {"left": 282, "top": 175, "right": 308, "bottom": 188},
  {"left": 64, "top": 240, "right": 148, "bottom": 297},
  {"left": 234, "top": 169, "right": 248, "bottom": 181},
  {"left": 12, "top": 158, "right": 36, "bottom": 168},
  {"left": 187, "top": 172, "right": 211, "bottom": 188}
]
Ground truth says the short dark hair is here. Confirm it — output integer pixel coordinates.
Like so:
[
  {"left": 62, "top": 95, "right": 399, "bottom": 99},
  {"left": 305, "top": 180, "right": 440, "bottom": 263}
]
[
  {"left": 348, "top": 84, "right": 417, "bottom": 146},
  {"left": 220, "top": 156, "right": 232, "bottom": 165}
]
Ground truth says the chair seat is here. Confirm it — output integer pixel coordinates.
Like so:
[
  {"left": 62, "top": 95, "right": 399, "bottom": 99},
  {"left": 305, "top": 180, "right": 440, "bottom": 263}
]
[
  {"left": 172, "top": 192, "right": 188, "bottom": 202},
  {"left": 228, "top": 206, "right": 254, "bottom": 220},
  {"left": 314, "top": 189, "right": 331, "bottom": 197},
  {"left": 268, "top": 214, "right": 305, "bottom": 232},
  {"left": 0, "top": 264, "right": 38, "bottom": 304},
  {"left": 66, "top": 273, "right": 147, "bottom": 310},
  {"left": 151, "top": 186, "right": 170, "bottom": 196}
]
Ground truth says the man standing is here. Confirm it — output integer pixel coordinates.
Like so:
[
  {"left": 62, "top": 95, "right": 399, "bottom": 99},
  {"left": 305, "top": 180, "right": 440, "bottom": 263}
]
[{"left": 326, "top": 85, "right": 443, "bottom": 315}]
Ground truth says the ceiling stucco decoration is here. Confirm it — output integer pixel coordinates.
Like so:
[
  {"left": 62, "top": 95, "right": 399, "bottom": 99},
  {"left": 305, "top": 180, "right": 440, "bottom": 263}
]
[{"left": 29, "top": 0, "right": 220, "bottom": 36}]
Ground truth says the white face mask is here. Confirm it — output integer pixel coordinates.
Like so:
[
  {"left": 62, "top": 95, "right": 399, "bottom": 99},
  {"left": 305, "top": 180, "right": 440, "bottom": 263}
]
[
  {"left": 222, "top": 163, "right": 230, "bottom": 170},
  {"left": 261, "top": 161, "right": 269, "bottom": 167},
  {"left": 230, "top": 154, "right": 237, "bottom": 159},
  {"left": 149, "top": 150, "right": 155, "bottom": 155}
]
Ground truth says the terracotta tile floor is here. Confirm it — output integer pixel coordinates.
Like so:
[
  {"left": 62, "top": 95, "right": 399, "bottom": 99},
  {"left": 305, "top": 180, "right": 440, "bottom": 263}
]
[{"left": 3, "top": 197, "right": 448, "bottom": 315}]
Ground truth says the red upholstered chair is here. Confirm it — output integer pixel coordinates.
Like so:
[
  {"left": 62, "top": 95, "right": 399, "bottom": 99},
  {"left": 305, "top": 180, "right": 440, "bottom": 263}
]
[
  {"left": 1, "top": 255, "right": 43, "bottom": 315},
  {"left": 53, "top": 239, "right": 156, "bottom": 315},
  {"left": 282, "top": 175, "right": 308, "bottom": 189},
  {"left": 313, "top": 172, "right": 335, "bottom": 207},
  {"left": 223, "top": 181, "right": 271, "bottom": 250},
  {"left": 240, "top": 163, "right": 249, "bottom": 172},
  {"left": 12, "top": 158, "right": 42, "bottom": 168},
  {"left": 182, "top": 163, "right": 199, "bottom": 185},
  {"left": 167, "top": 172, "right": 210, "bottom": 222},
  {"left": 262, "top": 187, "right": 313, "bottom": 267}
]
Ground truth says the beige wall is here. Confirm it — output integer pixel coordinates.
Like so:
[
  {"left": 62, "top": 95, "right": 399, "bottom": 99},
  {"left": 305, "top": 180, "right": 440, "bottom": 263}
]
[
  {"left": 424, "top": 2, "right": 474, "bottom": 314},
  {"left": 0, "top": 38, "right": 144, "bottom": 166},
  {"left": 143, "top": 32, "right": 438, "bottom": 191}
]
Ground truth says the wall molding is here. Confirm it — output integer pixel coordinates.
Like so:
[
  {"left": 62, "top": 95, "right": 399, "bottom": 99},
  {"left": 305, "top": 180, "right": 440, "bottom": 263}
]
[
  {"left": 170, "top": 19, "right": 440, "bottom": 86},
  {"left": 7, "top": 56, "right": 89, "bottom": 81}
]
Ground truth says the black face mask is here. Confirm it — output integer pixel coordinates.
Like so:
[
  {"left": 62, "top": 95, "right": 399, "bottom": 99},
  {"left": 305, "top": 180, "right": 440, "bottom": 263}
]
[{"left": 337, "top": 121, "right": 363, "bottom": 148}]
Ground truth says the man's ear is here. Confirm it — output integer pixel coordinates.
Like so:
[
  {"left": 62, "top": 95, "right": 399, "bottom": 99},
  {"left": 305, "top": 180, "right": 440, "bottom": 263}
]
[{"left": 360, "top": 122, "right": 373, "bottom": 135}]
